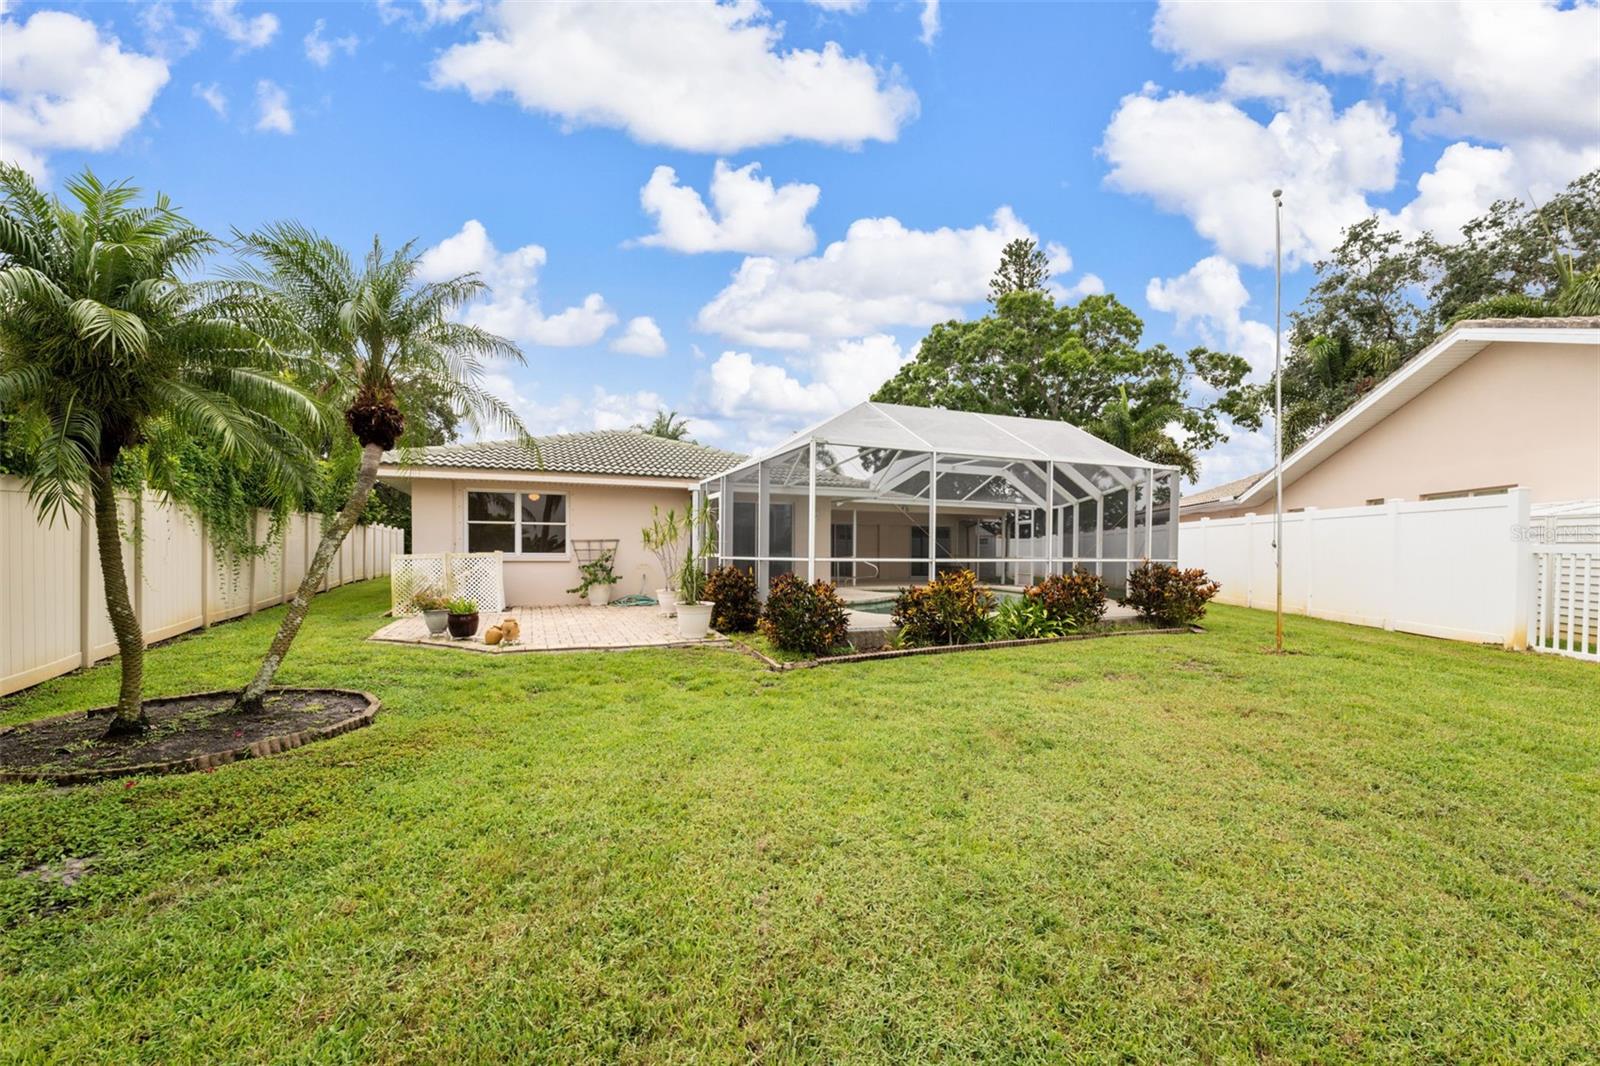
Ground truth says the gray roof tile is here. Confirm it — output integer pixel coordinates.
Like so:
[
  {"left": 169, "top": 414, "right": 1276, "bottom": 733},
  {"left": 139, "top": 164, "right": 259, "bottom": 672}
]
[{"left": 382, "top": 432, "right": 746, "bottom": 480}]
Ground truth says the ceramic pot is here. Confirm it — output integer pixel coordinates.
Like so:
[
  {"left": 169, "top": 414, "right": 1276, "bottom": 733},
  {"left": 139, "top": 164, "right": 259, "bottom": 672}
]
[
  {"left": 676, "top": 601, "right": 714, "bottom": 640},
  {"left": 588, "top": 584, "right": 612, "bottom": 608},
  {"left": 656, "top": 588, "right": 677, "bottom": 616},
  {"left": 422, "top": 609, "right": 449, "bottom": 636},
  {"left": 447, "top": 611, "right": 479, "bottom": 640}
]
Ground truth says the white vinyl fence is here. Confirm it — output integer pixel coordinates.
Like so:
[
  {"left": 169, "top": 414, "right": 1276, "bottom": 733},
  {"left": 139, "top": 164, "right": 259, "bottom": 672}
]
[
  {"left": 1, "top": 475, "right": 403, "bottom": 696},
  {"left": 1181, "top": 489, "right": 1553, "bottom": 649}
]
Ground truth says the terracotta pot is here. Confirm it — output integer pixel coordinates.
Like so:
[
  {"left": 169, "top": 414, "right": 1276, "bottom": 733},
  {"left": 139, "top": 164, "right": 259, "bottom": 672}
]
[
  {"left": 447, "top": 611, "right": 479, "bottom": 640},
  {"left": 422, "top": 609, "right": 449, "bottom": 636}
]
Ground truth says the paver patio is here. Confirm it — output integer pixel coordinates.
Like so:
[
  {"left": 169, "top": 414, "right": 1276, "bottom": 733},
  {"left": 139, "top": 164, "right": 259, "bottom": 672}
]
[{"left": 370, "top": 604, "right": 727, "bottom": 652}]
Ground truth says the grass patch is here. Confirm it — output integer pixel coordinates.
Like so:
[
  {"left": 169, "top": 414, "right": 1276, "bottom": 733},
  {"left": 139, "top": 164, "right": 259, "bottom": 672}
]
[{"left": 3, "top": 580, "right": 1597, "bottom": 1062}]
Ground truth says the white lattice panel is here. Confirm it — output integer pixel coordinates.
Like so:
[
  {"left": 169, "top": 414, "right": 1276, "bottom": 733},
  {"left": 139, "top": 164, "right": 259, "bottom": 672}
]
[{"left": 390, "top": 552, "right": 504, "bottom": 614}]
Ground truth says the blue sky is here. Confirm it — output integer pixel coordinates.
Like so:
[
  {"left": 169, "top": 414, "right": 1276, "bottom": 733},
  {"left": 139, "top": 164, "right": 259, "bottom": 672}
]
[{"left": 3, "top": 0, "right": 1597, "bottom": 486}]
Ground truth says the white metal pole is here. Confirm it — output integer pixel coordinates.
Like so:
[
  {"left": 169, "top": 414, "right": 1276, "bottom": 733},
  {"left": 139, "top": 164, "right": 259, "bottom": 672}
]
[
  {"left": 1273, "top": 188, "right": 1285, "bottom": 653},
  {"left": 806, "top": 440, "right": 817, "bottom": 582},
  {"left": 927, "top": 451, "right": 938, "bottom": 582}
]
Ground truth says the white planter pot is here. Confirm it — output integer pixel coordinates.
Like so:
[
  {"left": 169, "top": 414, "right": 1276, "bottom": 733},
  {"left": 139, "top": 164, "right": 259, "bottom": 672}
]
[
  {"left": 588, "top": 584, "right": 612, "bottom": 608},
  {"left": 656, "top": 588, "right": 678, "bottom": 616},
  {"left": 676, "top": 601, "right": 714, "bottom": 640},
  {"left": 421, "top": 609, "right": 449, "bottom": 636}
]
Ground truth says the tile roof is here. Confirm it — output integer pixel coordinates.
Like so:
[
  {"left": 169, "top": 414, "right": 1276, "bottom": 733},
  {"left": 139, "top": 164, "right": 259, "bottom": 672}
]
[
  {"left": 382, "top": 432, "right": 746, "bottom": 480},
  {"left": 1181, "top": 470, "right": 1270, "bottom": 508}
]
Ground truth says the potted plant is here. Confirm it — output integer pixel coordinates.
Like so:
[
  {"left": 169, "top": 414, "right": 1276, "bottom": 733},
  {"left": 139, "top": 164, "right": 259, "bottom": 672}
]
[
  {"left": 410, "top": 586, "right": 452, "bottom": 637},
  {"left": 567, "top": 550, "right": 622, "bottom": 607},
  {"left": 675, "top": 504, "right": 717, "bottom": 640},
  {"left": 641, "top": 506, "right": 687, "bottom": 616},
  {"left": 446, "top": 597, "right": 479, "bottom": 640}
]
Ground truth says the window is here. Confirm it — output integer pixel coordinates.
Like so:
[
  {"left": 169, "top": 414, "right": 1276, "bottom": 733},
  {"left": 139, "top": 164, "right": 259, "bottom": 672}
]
[
  {"left": 1420, "top": 485, "right": 1513, "bottom": 502},
  {"left": 1365, "top": 498, "right": 1386, "bottom": 506},
  {"left": 466, "top": 490, "right": 567, "bottom": 555}
]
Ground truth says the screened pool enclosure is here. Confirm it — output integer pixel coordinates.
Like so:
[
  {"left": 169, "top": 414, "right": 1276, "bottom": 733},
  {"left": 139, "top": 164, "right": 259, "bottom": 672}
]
[{"left": 694, "top": 402, "right": 1180, "bottom": 597}]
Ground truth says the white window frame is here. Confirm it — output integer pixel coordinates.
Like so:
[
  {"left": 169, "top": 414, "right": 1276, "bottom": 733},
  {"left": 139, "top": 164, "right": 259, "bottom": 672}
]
[{"left": 463, "top": 487, "right": 570, "bottom": 560}]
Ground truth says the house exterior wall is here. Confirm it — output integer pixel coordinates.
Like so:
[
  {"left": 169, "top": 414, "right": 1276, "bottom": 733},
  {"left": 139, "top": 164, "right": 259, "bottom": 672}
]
[
  {"left": 1192, "top": 339, "right": 1600, "bottom": 519},
  {"left": 406, "top": 476, "right": 694, "bottom": 605}
]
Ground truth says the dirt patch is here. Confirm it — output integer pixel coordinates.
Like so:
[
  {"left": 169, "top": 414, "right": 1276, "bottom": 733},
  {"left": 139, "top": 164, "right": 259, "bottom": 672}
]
[{"left": 0, "top": 689, "right": 378, "bottom": 785}]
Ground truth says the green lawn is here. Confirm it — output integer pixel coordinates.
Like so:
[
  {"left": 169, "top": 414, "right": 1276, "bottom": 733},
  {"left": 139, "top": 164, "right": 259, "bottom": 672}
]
[{"left": 3, "top": 581, "right": 1597, "bottom": 1063}]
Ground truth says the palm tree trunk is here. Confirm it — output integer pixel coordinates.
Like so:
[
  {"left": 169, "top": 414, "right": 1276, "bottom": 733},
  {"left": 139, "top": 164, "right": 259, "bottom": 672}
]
[
  {"left": 91, "top": 464, "right": 147, "bottom": 737},
  {"left": 235, "top": 441, "right": 385, "bottom": 711}
]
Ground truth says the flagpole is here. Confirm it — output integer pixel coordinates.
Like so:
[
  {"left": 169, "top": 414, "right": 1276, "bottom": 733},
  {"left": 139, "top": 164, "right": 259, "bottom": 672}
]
[{"left": 1273, "top": 189, "right": 1285, "bottom": 653}]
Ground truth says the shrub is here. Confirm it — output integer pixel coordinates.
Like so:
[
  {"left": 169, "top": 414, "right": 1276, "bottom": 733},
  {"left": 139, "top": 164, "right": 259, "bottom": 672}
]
[
  {"left": 990, "top": 596, "right": 1074, "bottom": 641},
  {"left": 891, "top": 569, "right": 995, "bottom": 647},
  {"left": 759, "top": 573, "right": 850, "bottom": 656},
  {"left": 409, "top": 586, "right": 450, "bottom": 613},
  {"left": 1025, "top": 569, "right": 1108, "bottom": 628},
  {"left": 704, "top": 566, "right": 760, "bottom": 633},
  {"left": 1121, "top": 562, "right": 1219, "bottom": 626}
]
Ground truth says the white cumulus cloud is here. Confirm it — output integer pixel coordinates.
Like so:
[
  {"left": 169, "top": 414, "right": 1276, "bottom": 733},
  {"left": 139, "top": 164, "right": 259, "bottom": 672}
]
[
  {"left": 378, "top": 0, "right": 481, "bottom": 28},
  {"left": 1146, "top": 255, "right": 1278, "bottom": 379},
  {"left": 1152, "top": 0, "right": 1600, "bottom": 150},
  {"left": 429, "top": 0, "right": 918, "bottom": 153},
  {"left": 204, "top": 0, "right": 279, "bottom": 50},
  {"left": 610, "top": 316, "right": 668, "bottom": 357},
  {"left": 193, "top": 82, "right": 227, "bottom": 118},
  {"left": 696, "top": 207, "right": 1053, "bottom": 349},
  {"left": 254, "top": 80, "right": 293, "bottom": 134},
  {"left": 705, "top": 334, "right": 912, "bottom": 446},
  {"left": 919, "top": 0, "right": 940, "bottom": 46},
  {"left": 1103, "top": 77, "right": 1401, "bottom": 268},
  {"left": 304, "top": 19, "right": 358, "bottom": 67},
  {"left": 0, "top": 9, "right": 169, "bottom": 178},
  {"left": 418, "top": 220, "right": 619, "bottom": 348},
  {"left": 636, "top": 160, "right": 819, "bottom": 256}
]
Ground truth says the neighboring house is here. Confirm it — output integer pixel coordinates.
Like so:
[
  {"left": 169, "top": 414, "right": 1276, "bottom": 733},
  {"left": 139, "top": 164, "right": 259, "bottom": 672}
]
[
  {"left": 379, "top": 433, "right": 744, "bottom": 605},
  {"left": 1181, "top": 318, "right": 1600, "bottom": 519}
]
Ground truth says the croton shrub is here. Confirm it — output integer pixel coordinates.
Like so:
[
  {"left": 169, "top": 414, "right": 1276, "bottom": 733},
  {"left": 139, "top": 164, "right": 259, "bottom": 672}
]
[
  {"left": 891, "top": 569, "right": 996, "bottom": 647},
  {"left": 704, "top": 565, "right": 760, "bottom": 633},
  {"left": 1024, "top": 568, "right": 1108, "bottom": 629},
  {"left": 1121, "top": 561, "right": 1220, "bottom": 626},
  {"left": 759, "top": 573, "right": 851, "bottom": 655}
]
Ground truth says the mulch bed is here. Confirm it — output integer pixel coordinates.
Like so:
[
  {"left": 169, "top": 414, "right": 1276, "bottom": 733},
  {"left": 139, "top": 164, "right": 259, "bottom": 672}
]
[{"left": 0, "top": 689, "right": 379, "bottom": 785}]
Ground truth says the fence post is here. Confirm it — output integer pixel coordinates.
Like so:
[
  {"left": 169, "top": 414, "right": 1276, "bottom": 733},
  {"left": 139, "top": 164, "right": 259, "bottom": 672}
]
[
  {"left": 1507, "top": 488, "right": 1534, "bottom": 650},
  {"left": 1243, "top": 513, "right": 1256, "bottom": 608},
  {"left": 79, "top": 486, "right": 94, "bottom": 669},
  {"left": 1385, "top": 499, "right": 1404, "bottom": 631},
  {"left": 199, "top": 522, "right": 211, "bottom": 628},
  {"left": 1302, "top": 507, "right": 1316, "bottom": 617},
  {"left": 248, "top": 510, "right": 261, "bottom": 615}
]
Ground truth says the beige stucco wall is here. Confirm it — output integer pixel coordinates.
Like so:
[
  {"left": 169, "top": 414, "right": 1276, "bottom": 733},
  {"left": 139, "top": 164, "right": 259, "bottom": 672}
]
[
  {"left": 407, "top": 476, "right": 694, "bottom": 605},
  {"left": 1194, "top": 339, "right": 1599, "bottom": 519}
]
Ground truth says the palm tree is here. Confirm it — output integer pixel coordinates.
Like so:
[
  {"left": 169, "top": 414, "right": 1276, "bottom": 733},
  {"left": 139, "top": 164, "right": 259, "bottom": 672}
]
[
  {"left": 635, "top": 408, "right": 694, "bottom": 442},
  {"left": 232, "top": 224, "right": 526, "bottom": 709},
  {"left": 0, "top": 166, "right": 318, "bottom": 735},
  {"left": 1090, "top": 387, "right": 1195, "bottom": 480}
]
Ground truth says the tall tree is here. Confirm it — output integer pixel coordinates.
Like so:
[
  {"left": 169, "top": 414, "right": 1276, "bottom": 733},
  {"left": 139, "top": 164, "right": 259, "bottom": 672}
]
[
  {"left": 634, "top": 408, "right": 694, "bottom": 442},
  {"left": 873, "top": 287, "right": 1261, "bottom": 478},
  {"left": 232, "top": 225, "right": 526, "bottom": 710},
  {"left": 0, "top": 167, "right": 317, "bottom": 735},
  {"left": 1282, "top": 168, "right": 1599, "bottom": 445},
  {"left": 987, "top": 237, "right": 1050, "bottom": 304}
]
